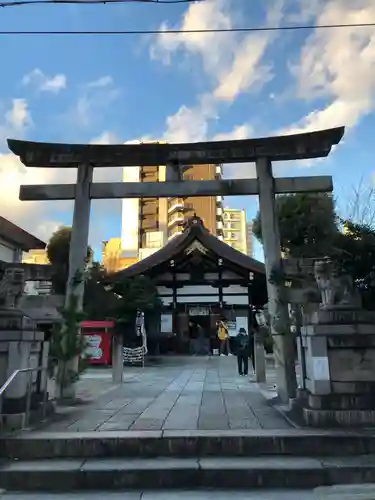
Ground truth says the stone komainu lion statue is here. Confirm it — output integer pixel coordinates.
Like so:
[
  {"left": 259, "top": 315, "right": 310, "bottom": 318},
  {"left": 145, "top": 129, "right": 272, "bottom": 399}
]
[{"left": 313, "top": 257, "right": 361, "bottom": 309}]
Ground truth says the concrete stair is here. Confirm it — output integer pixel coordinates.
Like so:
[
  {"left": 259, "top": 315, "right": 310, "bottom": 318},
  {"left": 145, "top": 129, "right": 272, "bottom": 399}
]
[{"left": 1, "top": 430, "right": 375, "bottom": 491}]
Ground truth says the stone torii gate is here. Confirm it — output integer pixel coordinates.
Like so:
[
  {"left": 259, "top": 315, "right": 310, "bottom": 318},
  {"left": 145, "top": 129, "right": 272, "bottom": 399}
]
[{"left": 7, "top": 126, "right": 344, "bottom": 402}]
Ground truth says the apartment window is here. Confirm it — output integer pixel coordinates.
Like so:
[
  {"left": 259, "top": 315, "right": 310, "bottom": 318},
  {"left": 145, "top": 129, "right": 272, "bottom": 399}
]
[{"left": 146, "top": 231, "right": 162, "bottom": 248}]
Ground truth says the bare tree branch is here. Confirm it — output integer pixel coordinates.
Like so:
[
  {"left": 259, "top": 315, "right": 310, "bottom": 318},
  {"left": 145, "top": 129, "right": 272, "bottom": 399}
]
[{"left": 338, "top": 175, "right": 375, "bottom": 227}]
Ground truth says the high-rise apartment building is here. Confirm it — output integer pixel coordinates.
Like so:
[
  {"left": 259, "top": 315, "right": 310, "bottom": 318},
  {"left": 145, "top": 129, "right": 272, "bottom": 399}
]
[
  {"left": 120, "top": 141, "right": 224, "bottom": 265},
  {"left": 246, "top": 221, "right": 254, "bottom": 257},
  {"left": 223, "top": 208, "right": 248, "bottom": 255},
  {"left": 168, "top": 163, "right": 224, "bottom": 240}
]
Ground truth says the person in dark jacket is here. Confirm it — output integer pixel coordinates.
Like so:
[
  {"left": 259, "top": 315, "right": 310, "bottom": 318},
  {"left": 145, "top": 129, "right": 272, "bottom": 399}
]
[{"left": 236, "top": 327, "right": 250, "bottom": 376}]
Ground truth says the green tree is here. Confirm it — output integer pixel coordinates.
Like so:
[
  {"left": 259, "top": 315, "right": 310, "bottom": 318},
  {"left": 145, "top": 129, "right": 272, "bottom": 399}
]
[
  {"left": 110, "top": 274, "right": 162, "bottom": 325},
  {"left": 83, "top": 265, "right": 161, "bottom": 326},
  {"left": 83, "top": 263, "right": 118, "bottom": 320},
  {"left": 333, "top": 220, "right": 375, "bottom": 309},
  {"left": 47, "top": 227, "right": 93, "bottom": 294},
  {"left": 253, "top": 193, "right": 338, "bottom": 257},
  {"left": 48, "top": 275, "right": 88, "bottom": 398}
]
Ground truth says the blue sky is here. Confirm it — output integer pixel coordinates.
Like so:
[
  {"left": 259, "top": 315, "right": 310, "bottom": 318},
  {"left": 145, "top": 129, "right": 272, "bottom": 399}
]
[{"left": 1, "top": 0, "right": 375, "bottom": 262}]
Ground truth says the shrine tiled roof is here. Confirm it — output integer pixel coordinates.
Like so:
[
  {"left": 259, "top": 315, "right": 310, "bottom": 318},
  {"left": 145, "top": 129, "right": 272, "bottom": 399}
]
[
  {"left": 115, "top": 215, "right": 265, "bottom": 279},
  {"left": 0, "top": 216, "right": 46, "bottom": 251}
]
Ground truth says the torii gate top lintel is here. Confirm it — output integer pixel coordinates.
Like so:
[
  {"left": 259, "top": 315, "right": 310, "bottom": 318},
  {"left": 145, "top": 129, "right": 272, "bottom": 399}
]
[{"left": 7, "top": 126, "right": 344, "bottom": 168}]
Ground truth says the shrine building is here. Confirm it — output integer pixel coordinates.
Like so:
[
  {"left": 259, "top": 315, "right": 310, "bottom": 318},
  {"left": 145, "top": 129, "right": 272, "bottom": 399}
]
[{"left": 115, "top": 215, "right": 267, "bottom": 354}]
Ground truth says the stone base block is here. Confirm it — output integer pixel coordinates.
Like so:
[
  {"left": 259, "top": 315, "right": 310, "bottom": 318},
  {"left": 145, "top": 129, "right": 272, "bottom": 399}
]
[
  {"left": 1, "top": 400, "right": 55, "bottom": 431},
  {"left": 308, "top": 393, "right": 375, "bottom": 411},
  {"left": 310, "top": 308, "right": 375, "bottom": 326},
  {"left": 303, "top": 407, "right": 375, "bottom": 427}
]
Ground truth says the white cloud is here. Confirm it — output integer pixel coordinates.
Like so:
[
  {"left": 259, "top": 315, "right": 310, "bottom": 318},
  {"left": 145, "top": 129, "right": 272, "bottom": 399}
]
[
  {"left": 73, "top": 96, "right": 92, "bottom": 127},
  {"left": 22, "top": 68, "right": 67, "bottom": 94},
  {"left": 5, "top": 99, "right": 31, "bottom": 131},
  {"left": 152, "top": 0, "right": 283, "bottom": 103},
  {"left": 87, "top": 76, "right": 114, "bottom": 88},
  {"left": 213, "top": 34, "right": 273, "bottom": 101},
  {"left": 0, "top": 151, "right": 74, "bottom": 242},
  {"left": 0, "top": 97, "right": 74, "bottom": 244},
  {"left": 213, "top": 0, "right": 284, "bottom": 102},
  {"left": 286, "top": 0, "right": 325, "bottom": 24},
  {"left": 156, "top": 0, "right": 284, "bottom": 146},
  {"left": 0, "top": 128, "right": 123, "bottom": 249},
  {"left": 213, "top": 123, "right": 255, "bottom": 179},
  {"left": 286, "top": 1, "right": 375, "bottom": 134},
  {"left": 90, "top": 131, "right": 120, "bottom": 145},
  {"left": 90, "top": 131, "right": 122, "bottom": 182},
  {"left": 68, "top": 77, "right": 119, "bottom": 129},
  {"left": 0, "top": 93, "right": 124, "bottom": 253},
  {"left": 151, "top": 0, "right": 234, "bottom": 71},
  {"left": 213, "top": 123, "right": 253, "bottom": 142},
  {"left": 164, "top": 94, "right": 217, "bottom": 143}
]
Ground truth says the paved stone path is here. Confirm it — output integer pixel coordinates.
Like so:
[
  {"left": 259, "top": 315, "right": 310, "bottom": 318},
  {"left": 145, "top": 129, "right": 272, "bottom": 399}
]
[{"left": 38, "top": 356, "right": 290, "bottom": 432}]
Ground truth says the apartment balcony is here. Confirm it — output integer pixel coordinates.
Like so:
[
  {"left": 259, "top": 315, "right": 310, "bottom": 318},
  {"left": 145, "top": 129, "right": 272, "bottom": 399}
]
[
  {"left": 168, "top": 198, "right": 185, "bottom": 214},
  {"left": 168, "top": 214, "right": 185, "bottom": 228}
]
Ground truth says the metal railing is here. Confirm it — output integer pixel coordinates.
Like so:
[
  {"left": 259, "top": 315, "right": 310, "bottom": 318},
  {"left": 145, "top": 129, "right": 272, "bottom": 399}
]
[{"left": 0, "top": 365, "right": 49, "bottom": 432}]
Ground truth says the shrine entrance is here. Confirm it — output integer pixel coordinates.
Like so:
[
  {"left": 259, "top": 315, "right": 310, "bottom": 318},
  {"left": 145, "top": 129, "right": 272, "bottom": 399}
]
[
  {"left": 7, "top": 126, "right": 345, "bottom": 402},
  {"left": 114, "top": 215, "right": 267, "bottom": 356}
]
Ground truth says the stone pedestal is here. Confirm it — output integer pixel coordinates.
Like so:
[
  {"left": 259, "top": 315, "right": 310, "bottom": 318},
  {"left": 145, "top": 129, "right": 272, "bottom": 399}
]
[
  {"left": 0, "top": 308, "right": 48, "bottom": 428},
  {"left": 301, "top": 307, "right": 375, "bottom": 427}
]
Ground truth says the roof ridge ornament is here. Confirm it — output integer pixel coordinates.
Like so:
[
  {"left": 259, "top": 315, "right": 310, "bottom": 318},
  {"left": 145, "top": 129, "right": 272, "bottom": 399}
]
[{"left": 184, "top": 214, "right": 204, "bottom": 229}]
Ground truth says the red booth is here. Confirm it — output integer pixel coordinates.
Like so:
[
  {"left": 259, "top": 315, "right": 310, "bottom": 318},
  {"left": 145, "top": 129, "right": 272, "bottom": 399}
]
[{"left": 81, "top": 320, "right": 115, "bottom": 366}]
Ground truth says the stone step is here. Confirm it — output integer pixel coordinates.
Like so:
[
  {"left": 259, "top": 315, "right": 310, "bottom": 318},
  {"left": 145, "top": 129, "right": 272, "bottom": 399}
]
[
  {"left": 2, "top": 430, "right": 375, "bottom": 460},
  {"left": 315, "top": 484, "right": 375, "bottom": 499},
  {"left": 0, "top": 489, "right": 317, "bottom": 499},
  {"left": 0, "top": 456, "right": 375, "bottom": 491}
]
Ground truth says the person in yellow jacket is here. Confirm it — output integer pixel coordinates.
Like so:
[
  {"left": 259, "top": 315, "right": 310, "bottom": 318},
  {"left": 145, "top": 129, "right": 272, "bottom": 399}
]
[{"left": 217, "top": 318, "right": 229, "bottom": 356}]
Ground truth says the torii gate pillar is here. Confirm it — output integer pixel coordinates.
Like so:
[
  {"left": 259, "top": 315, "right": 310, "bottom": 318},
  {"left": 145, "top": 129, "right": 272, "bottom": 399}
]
[
  {"left": 256, "top": 157, "right": 296, "bottom": 401},
  {"left": 66, "top": 163, "right": 93, "bottom": 309}
]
